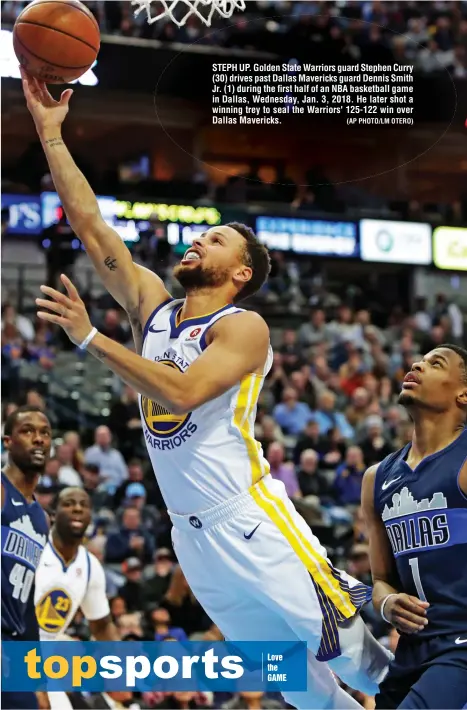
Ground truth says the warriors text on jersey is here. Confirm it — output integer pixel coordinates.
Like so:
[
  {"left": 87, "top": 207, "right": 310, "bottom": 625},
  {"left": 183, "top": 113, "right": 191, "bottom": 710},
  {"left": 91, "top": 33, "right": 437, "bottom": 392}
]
[
  {"left": 374, "top": 428, "right": 467, "bottom": 637},
  {"left": 140, "top": 299, "right": 273, "bottom": 514},
  {"left": 1, "top": 473, "right": 48, "bottom": 638},
  {"left": 35, "top": 539, "right": 110, "bottom": 639}
]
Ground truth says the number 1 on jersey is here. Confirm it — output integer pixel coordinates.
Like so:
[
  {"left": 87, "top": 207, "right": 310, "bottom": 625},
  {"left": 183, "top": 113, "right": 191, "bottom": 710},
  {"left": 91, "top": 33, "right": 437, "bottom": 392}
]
[{"left": 408, "top": 557, "right": 427, "bottom": 602}]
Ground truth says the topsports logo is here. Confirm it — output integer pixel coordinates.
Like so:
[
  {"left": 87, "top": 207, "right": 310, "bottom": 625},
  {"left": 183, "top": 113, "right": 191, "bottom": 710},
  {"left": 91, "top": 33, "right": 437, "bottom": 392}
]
[{"left": 1, "top": 641, "right": 307, "bottom": 693}]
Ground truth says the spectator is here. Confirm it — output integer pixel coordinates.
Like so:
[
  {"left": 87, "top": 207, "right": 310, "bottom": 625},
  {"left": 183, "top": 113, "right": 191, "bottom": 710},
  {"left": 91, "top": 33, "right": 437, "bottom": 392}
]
[
  {"left": 116, "top": 612, "right": 144, "bottom": 640},
  {"left": 117, "top": 481, "right": 161, "bottom": 536},
  {"left": 109, "top": 385, "right": 143, "bottom": 460},
  {"left": 315, "top": 426, "right": 346, "bottom": 470},
  {"left": 40, "top": 457, "right": 68, "bottom": 491},
  {"left": 266, "top": 442, "right": 301, "bottom": 499},
  {"left": 113, "top": 458, "right": 147, "bottom": 507},
  {"left": 85, "top": 425, "right": 128, "bottom": 490},
  {"left": 119, "top": 557, "right": 146, "bottom": 612},
  {"left": 109, "top": 596, "right": 127, "bottom": 623},
  {"left": 142, "top": 548, "right": 175, "bottom": 608},
  {"left": 312, "top": 390, "right": 354, "bottom": 439},
  {"left": 278, "top": 329, "right": 303, "bottom": 373},
  {"left": 273, "top": 387, "right": 313, "bottom": 436},
  {"left": 150, "top": 606, "right": 187, "bottom": 642},
  {"left": 100, "top": 309, "right": 130, "bottom": 345},
  {"left": 26, "top": 330, "right": 56, "bottom": 369},
  {"left": 334, "top": 446, "right": 366, "bottom": 505},
  {"left": 105, "top": 506, "right": 154, "bottom": 564},
  {"left": 55, "top": 442, "right": 82, "bottom": 487},
  {"left": 1, "top": 303, "right": 35, "bottom": 341},
  {"left": 289, "top": 370, "right": 316, "bottom": 409},
  {"left": 414, "top": 297, "right": 432, "bottom": 333},
  {"left": 81, "top": 463, "right": 110, "bottom": 510},
  {"left": 255, "top": 415, "right": 286, "bottom": 453},
  {"left": 296, "top": 449, "right": 331, "bottom": 500},
  {"left": 345, "top": 387, "right": 371, "bottom": 430},
  {"left": 359, "top": 415, "right": 394, "bottom": 467},
  {"left": 293, "top": 418, "right": 321, "bottom": 464},
  {"left": 347, "top": 543, "right": 372, "bottom": 587},
  {"left": 41, "top": 212, "right": 78, "bottom": 290},
  {"left": 160, "top": 566, "right": 213, "bottom": 638},
  {"left": 63, "top": 430, "right": 85, "bottom": 473},
  {"left": 35, "top": 480, "right": 61, "bottom": 513},
  {"left": 297, "top": 308, "right": 329, "bottom": 348}
]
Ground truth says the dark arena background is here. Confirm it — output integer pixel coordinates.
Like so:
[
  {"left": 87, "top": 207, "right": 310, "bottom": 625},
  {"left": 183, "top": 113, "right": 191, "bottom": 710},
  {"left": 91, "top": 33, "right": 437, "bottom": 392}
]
[{"left": 1, "top": 1, "right": 466, "bottom": 708}]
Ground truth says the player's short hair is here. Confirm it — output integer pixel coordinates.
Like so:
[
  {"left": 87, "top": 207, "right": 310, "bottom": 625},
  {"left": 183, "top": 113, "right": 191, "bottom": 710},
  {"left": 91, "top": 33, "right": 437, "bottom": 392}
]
[
  {"left": 438, "top": 343, "right": 467, "bottom": 384},
  {"left": 3, "top": 405, "right": 47, "bottom": 437},
  {"left": 226, "top": 222, "right": 271, "bottom": 303}
]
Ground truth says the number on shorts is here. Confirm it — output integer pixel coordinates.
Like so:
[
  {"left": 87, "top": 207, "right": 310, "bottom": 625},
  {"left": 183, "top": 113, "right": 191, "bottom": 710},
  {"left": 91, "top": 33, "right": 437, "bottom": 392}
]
[
  {"left": 9, "top": 563, "right": 34, "bottom": 603},
  {"left": 408, "top": 557, "right": 427, "bottom": 602}
]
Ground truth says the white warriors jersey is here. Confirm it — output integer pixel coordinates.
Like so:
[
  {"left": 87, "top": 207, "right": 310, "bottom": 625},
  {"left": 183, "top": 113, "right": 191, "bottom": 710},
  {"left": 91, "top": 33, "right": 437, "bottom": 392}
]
[
  {"left": 140, "top": 298, "right": 273, "bottom": 514},
  {"left": 35, "top": 539, "right": 110, "bottom": 640}
]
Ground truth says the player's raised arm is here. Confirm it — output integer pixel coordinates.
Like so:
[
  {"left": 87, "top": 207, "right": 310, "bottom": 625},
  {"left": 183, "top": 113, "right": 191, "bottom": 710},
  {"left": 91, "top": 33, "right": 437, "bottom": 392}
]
[
  {"left": 361, "top": 466, "right": 429, "bottom": 634},
  {"left": 21, "top": 69, "right": 169, "bottom": 349}
]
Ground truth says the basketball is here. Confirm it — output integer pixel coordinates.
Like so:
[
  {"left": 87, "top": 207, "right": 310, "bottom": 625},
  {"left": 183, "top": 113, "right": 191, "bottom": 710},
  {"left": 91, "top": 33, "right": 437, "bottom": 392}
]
[{"left": 13, "top": 0, "right": 100, "bottom": 84}]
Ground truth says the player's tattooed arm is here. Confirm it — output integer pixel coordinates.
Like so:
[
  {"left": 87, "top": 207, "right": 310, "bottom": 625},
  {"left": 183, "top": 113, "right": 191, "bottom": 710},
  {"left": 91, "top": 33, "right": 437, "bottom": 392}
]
[
  {"left": 44, "top": 137, "right": 64, "bottom": 148},
  {"left": 104, "top": 256, "right": 118, "bottom": 271},
  {"left": 92, "top": 348, "right": 107, "bottom": 360}
]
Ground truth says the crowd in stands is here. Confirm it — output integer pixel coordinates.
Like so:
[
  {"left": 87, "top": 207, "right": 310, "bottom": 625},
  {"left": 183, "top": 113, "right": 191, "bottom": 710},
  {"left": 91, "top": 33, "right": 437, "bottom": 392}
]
[
  {"left": 3, "top": 1, "right": 466, "bottom": 76},
  {"left": 2, "top": 266, "right": 465, "bottom": 707}
]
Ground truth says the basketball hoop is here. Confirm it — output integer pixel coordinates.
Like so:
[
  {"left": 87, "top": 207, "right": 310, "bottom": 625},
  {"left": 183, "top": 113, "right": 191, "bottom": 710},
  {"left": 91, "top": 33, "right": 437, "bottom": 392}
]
[{"left": 132, "top": 0, "right": 246, "bottom": 27}]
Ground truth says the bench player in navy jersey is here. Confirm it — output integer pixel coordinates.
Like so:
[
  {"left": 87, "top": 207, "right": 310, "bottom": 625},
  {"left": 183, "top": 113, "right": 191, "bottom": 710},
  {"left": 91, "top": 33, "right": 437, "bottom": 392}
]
[
  {"left": 2, "top": 406, "right": 52, "bottom": 710},
  {"left": 362, "top": 344, "right": 467, "bottom": 709}
]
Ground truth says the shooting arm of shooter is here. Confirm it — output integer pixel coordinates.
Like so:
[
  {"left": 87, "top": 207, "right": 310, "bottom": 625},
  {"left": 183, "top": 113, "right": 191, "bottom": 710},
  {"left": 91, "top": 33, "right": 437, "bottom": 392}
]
[
  {"left": 21, "top": 69, "right": 168, "bottom": 353},
  {"left": 36, "top": 275, "right": 269, "bottom": 416}
]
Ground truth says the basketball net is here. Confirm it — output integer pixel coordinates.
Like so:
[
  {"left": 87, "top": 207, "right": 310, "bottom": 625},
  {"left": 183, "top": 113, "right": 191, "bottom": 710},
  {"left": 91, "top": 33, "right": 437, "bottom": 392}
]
[{"left": 132, "top": 0, "right": 246, "bottom": 27}]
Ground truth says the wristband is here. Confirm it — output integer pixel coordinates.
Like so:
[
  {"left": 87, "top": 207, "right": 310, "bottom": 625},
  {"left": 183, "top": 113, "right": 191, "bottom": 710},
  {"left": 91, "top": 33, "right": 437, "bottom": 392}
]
[
  {"left": 78, "top": 327, "right": 98, "bottom": 351},
  {"left": 380, "top": 593, "right": 397, "bottom": 623}
]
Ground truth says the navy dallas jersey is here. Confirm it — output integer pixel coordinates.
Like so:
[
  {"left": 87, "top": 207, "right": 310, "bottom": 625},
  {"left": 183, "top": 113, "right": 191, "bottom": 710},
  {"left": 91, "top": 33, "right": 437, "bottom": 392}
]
[
  {"left": 1, "top": 472, "right": 48, "bottom": 638},
  {"left": 374, "top": 428, "right": 467, "bottom": 638}
]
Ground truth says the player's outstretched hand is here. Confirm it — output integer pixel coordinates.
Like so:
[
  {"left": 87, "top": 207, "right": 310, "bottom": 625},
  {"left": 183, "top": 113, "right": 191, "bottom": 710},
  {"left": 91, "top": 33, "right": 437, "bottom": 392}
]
[
  {"left": 20, "top": 66, "right": 73, "bottom": 133},
  {"left": 36, "top": 274, "right": 94, "bottom": 347},
  {"left": 384, "top": 593, "right": 429, "bottom": 634}
]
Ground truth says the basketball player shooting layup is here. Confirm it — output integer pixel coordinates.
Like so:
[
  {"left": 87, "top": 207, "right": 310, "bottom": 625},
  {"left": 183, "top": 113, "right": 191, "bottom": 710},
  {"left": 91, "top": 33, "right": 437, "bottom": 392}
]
[
  {"left": 23, "top": 70, "right": 391, "bottom": 709},
  {"left": 362, "top": 345, "right": 467, "bottom": 709}
]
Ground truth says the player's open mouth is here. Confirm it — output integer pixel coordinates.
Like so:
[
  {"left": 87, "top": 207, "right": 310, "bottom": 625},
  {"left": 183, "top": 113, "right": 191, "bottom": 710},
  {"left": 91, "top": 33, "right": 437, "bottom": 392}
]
[
  {"left": 181, "top": 249, "right": 202, "bottom": 265},
  {"left": 70, "top": 519, "right": 85, "bottom": 531},
  {"left": 402, "top": 372, "right": 421, "bottom": 388},
  {"left": 31, "top": 449, "right": 46, "bottom": 461}
]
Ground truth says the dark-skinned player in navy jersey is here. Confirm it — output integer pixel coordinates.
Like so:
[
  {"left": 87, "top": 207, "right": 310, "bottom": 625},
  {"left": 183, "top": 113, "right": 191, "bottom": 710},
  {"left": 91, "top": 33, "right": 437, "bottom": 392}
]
[
  {"left": 2, "top": 406, "right": 52, "bottom": 710},
  {"left": 362, "top": 344, "right": 467, "bottom": 709}
]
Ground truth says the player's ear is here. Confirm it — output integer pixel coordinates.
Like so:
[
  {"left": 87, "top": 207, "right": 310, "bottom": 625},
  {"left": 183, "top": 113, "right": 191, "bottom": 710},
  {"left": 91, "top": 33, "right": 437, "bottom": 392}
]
[
  {"left": 457, "top": 387, "right": 467, "bottom": 408},
  {"left": 233, "top": 264, "right": 252, "bottom": 289},
  {"left": 2, "top": 434, "right": 11, "bottom": 451}
]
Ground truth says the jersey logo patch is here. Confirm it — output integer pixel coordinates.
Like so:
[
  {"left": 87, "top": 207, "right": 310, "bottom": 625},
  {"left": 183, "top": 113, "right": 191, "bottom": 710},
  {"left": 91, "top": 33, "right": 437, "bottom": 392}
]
[
  {"left": 35, "top": 588, "right": 72, "bottom": 632},
  {"left": 186, "top": 328, "right": 201, "bottom": 341},
  {"left": 141, "top": 360, "right": 192, "bottom": 438}
]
